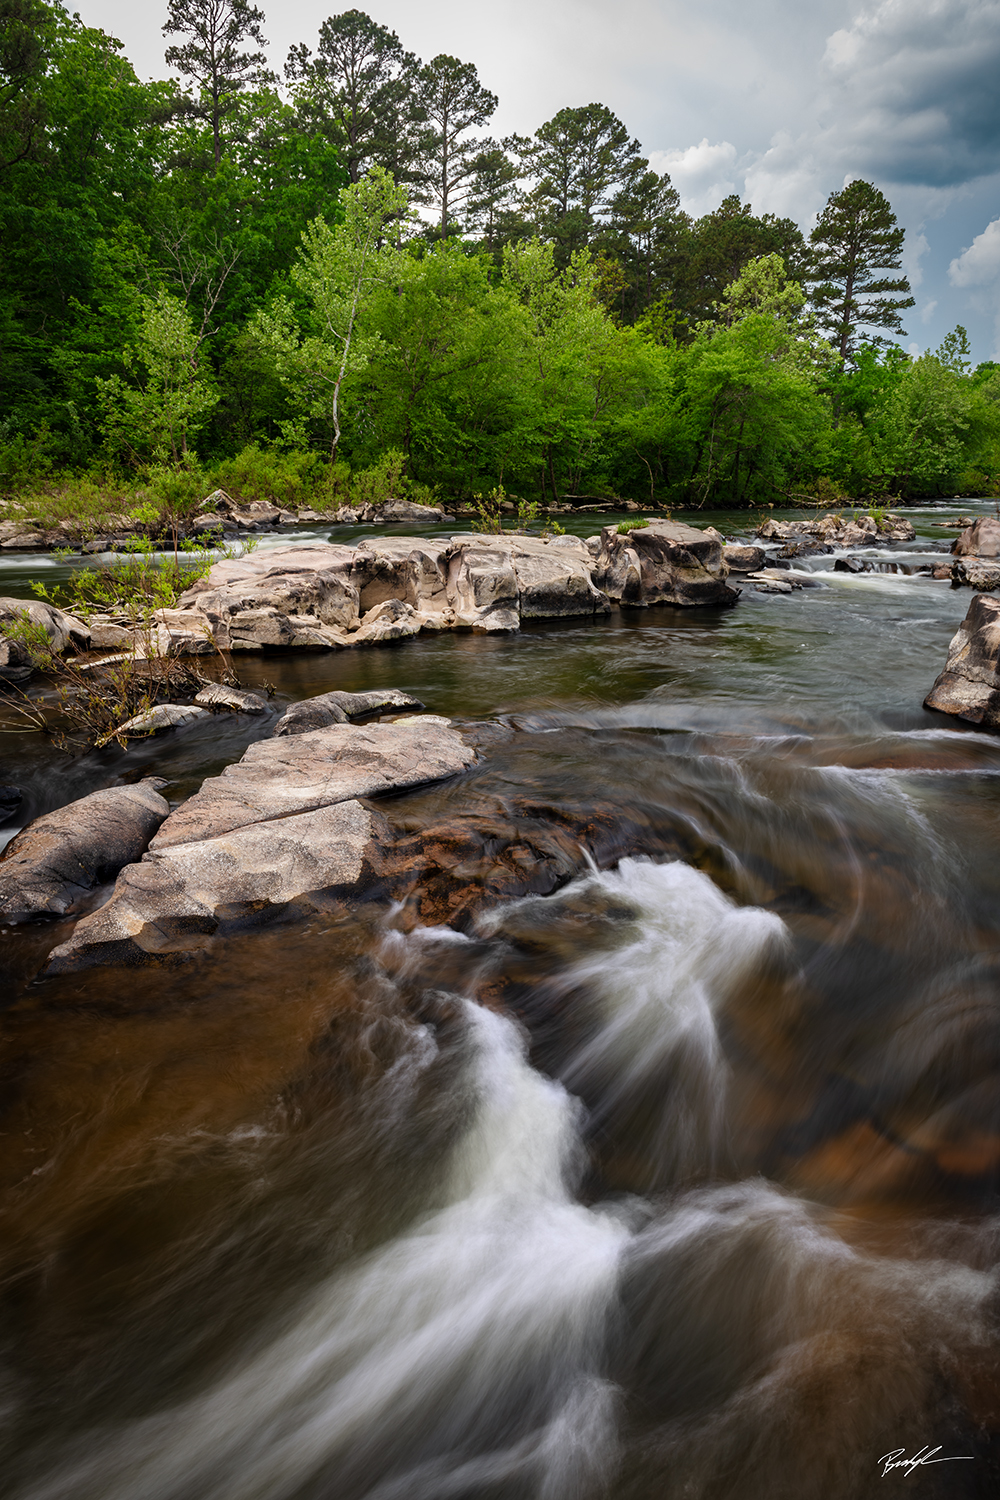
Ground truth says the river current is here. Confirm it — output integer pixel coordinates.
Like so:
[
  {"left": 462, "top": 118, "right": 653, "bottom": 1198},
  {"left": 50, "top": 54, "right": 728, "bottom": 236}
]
[{"left": 1, "top": 505, "right": 999, "bottom": 1498}]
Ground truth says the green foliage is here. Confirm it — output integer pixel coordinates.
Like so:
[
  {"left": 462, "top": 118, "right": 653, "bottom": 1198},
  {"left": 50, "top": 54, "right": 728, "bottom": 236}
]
[
  {"left": 1, "top": 608, "right": 55, "bottom": 667},
  {"left": 617, "top": 517, "right": 649, "bottom": 532},
  {"left": 208, "top": 443, "right": 323, "bottom": 507},
  {"left": 95, "top": 290, "right": 218, "bottom": 466},
  {"left": 31, "top": 535, "right": 215, "bottom": 620}
]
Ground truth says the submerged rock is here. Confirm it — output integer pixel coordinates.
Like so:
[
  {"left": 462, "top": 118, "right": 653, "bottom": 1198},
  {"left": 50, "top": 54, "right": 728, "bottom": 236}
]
[
  {"left": 0, "top": 780, "right": 169, "bottom": 919},
  {"left": 924, "top": 593, "right": 1000, "bottom": 727},
  {"left": 273, "top": 688, "right": 424, "bottom": 736},
  {"left": 593, "top": 521, "right": 738, "bottom": 609}
]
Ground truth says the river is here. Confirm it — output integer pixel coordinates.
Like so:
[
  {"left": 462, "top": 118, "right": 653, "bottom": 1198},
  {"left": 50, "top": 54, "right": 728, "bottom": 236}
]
[{"left": 0, "top": 505, "right": 998, "bottom": 1498}]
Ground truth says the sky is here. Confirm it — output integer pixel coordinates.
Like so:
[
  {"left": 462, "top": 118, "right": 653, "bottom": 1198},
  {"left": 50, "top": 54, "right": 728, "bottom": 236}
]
[{"left": 75, "top": 0, "right": 1000, "bottom": 363}]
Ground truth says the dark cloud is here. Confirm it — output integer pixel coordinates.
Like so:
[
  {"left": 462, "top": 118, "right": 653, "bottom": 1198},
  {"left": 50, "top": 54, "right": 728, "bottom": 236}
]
[{"left": 822, "top": 0, "right": 1000, "bottom": 186}]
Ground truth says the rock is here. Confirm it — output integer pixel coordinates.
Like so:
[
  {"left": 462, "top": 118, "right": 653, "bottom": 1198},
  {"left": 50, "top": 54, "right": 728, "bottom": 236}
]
[
  {"left": 0, "top": 524, "right": 46, "bottom": 548},
  {"left": 756, "top": 512, "right": 914, "bottom": 547},
  {"left": 0, "top": 596, "right": 90, "bottom": 654},
  {"left": 351, "top": 536, "right": 452, "bottom": 618},
  {"left": 778, "top": 539, "right": 831, "bottom": 559},
  {"left": 150, "top": 716, "right": 477, "bottom": 849},
  {"left": 0, "top": 784, "right": 22, "bottom": 817},
  {"left": 297, "top": 508, "right": 329, "bottom": 524},
  {"left": 377, "top": 500, "right": 449, "bottom": 523},
  {"left": 179, "top": 544, "right": 360, "bottom": 649},
  {"left": 722, "top": 543, "right": 765, "bottom": 573},
  {"left": 952, "top": 518, "right": 1000, "bottom": 557},
  {"left": 113, "top": 704, "right": 213, "bottom": 738},
  {"left": 87, "top": 618, "right": 134, "bottom": 649},
  {"left": 924, "top": 594, "right": 1000, "bottom": 727},
  {"left": 932, "top": 565, "right": 952, "bottom": 580},
  {"left": 0, "top": 780, "right": 169, "bottom": 919},
  {"left": 150, "top": 607, "right": 217, "bottom": 656},
  {"left": 504, "top": 535, "right": 611, "bottom": 620},
  {"left": 834, "top": 557, "right": 868, "bottom": 573},
  {"left": 0, "top": 636, "right": 35, "bottom": 685},
  {"left": 273, "top": 688, "right": 425, "bottom": 737},
  {"left": 194, "top": 684, "right": 270, "bottom": 714},
  {"left": 950, "top": 558, "right": 1000, "bottom": 591},
  {"left": 44, "top": 800, "right": 391, "bottom": 971},
  {"left": 189, "top": 513, "right": 226, "bottom": 534},
  {"left": 592, "top": 520, "right": 738, "bottom": 608},
  {"left": 354, "top": 597, "right": 422, "bottom": 643}
]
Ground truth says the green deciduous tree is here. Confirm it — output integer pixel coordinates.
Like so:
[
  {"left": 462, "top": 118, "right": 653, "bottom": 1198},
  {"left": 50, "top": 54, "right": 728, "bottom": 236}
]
[
  {"left": 96, "top": 288, "right": 218, "bottom": 465},
  {"left": 163, "top": 0, "right": 272, "bottom": 167},
  {"left": 252, "top": 166, "right": 410, "bottom": 454},
  {"left": 809, "top": 179, "right": 915, "bottom": 362},
  {"left": 0, "top": 0, "right": 53, "bottom": 172}
]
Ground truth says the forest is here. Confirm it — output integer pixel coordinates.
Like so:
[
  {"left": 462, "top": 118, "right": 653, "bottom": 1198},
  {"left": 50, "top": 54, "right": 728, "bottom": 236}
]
[{"left": 2, "top": 0, "right": 1000, "bottom": 514}]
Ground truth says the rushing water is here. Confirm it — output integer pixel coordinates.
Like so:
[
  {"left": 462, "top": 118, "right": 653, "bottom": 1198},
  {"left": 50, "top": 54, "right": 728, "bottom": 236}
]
[{"left": 1, "top": 504, "right": 1000, "bottom": 1498}]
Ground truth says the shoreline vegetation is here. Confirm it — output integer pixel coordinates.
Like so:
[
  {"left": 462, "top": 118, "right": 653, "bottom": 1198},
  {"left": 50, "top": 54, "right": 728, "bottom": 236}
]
[{"left": 3, "top": 5, "right": 1000, "bottom": 535}]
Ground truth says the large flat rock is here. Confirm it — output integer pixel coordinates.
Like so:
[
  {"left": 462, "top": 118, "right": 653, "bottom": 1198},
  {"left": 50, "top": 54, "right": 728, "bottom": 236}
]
[
  {"left": 150, "top": 716, "right": 477, "bottom": 849},
  {"left": 45, "top": 800, "right": 390, "bottom": 971},
  {"left": 924, "top": 593, "right": 1000, "bottom": 727},
  {"left": 0, "top": 781, "right": 169, "bottom": 919}
]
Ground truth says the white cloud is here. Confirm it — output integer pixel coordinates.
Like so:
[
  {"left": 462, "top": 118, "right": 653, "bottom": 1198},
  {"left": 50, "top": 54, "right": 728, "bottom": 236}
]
[
  {"left": 648, "top": 140, "right": 738, "bottom": 218},
  {"left": 920, "top": 299, "right": 938, "bottom": 323},
  {"left": 950, "top": 217, "right": 1000, "bottom": 285}
]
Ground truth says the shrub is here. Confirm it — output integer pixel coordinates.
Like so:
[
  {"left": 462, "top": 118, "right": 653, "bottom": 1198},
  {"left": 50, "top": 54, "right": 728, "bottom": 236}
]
[
  {"left": 207, "top": 444, "right": 325, "bottom": 509},
  {"left": 616, "top": 518, "right": 649, "bottom": 534}
]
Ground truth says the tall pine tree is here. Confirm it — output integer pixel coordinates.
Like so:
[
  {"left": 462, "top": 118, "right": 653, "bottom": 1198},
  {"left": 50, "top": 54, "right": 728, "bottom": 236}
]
[
  {"left": 163, "top": 0, "right": 272, "bottom": 167},
  {"left": 809, "top": 179, "right": 914, "bottom": 361}
]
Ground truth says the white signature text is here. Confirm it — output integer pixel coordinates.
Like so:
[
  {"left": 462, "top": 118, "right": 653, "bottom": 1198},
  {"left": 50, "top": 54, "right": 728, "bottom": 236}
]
[{"left": 879, "top": 1446, "right": 974, "bottom": 1478}]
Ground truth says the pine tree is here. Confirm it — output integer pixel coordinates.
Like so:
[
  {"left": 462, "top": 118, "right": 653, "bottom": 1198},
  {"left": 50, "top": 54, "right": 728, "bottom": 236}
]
[
  {"left": 162, "top": 0, "right": 272, "bottom": 168},
  {"left": 284, "top": 10, "right": 422, "bottom": 187},
  {"left": 809, "top": 179, "right": 915, "bottom": 361},
  {"left": 414, "top": 54, "right": 496, "bottom": 237}
]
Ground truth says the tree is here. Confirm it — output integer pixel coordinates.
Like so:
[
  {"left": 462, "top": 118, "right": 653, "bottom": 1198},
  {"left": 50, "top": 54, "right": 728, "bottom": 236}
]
[
  {"left": 809, "top": 179, "right": 915, "bottom": 362},
  {"left": 464, "top": 136, "right": 529, "bottom": 252},
  {"left": 601, "top": 165, "right": 687, "bottom": 321},
  {"left": 252, "top": 166, "right": 410, "bottom": 454},
  {"left": 0, "top": 0, "right": 52, "bottom": 172},
  {"left": 284, "top": 10, "right": 421, "bottom": 186},
  {"left": 678, "top": 195, "right": 808, "bottom": 325},
  {"left": 414, "top": 54, "right": 497, "bottom": 236},
  {"left": 523, "top": 104, "right": 645, "bottom": 263},
  {"left": 163, "top": 0, "right": 272, "bottom": 168}
]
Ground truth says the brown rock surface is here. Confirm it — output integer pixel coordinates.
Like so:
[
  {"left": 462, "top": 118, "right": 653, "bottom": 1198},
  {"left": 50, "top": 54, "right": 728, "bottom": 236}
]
[
  {"left": 273, "top": 688, "right": 424, "bottom": 736},
  {"left": 0, "top": 780, "right": 169, "bottom": 919}
]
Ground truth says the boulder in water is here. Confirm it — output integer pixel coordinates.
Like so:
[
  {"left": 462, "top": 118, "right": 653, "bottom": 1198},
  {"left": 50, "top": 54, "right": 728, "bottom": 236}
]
[
  {"left": 45, "top": 800, "right": 392, "bottom": 970},
  {"left": 924, "top": 593, "right": 1000, "bottom": 727},
  {"left": 592, "top": 521, "right": 738, "bottom": 608},
  {"left": 0, "top": 779, "right": 169, "bottom": 919},
  {"left": 952, "top": 518, "right": 1000, "bottom": 558},
  {"left": 273, "top": 688, "right": 424, "bottom": 737}
]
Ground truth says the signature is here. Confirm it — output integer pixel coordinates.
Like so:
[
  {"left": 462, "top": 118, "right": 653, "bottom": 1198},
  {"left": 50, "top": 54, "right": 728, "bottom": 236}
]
[{"left": 879, "top": 1446, "right": 974, "bottom": 1478}]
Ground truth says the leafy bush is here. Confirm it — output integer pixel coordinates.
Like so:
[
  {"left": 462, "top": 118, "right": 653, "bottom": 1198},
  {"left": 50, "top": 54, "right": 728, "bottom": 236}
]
[
  {"left": 617, "top": 518, "right": 649, "bottom": 533},
  {"left": 208, "top": 444, "right": 325, "bottom": 509}
]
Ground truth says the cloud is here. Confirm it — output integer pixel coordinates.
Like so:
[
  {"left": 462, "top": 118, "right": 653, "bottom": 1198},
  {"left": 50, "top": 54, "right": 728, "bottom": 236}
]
[
  {"left": 950, "top": 216, "right": 1000, "bottom": 285},
  {"left": 822, "top": 0, "right": 1000, "bottom": 188},
  {"left": 949, "top": 215, "right": 1000, "bottom": 356},
  {"left": 648, "top": 140, "right": 738, "bottom": 218},
  {"left": 920, "top": 300, "right": 938, "bottom": 323}
]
